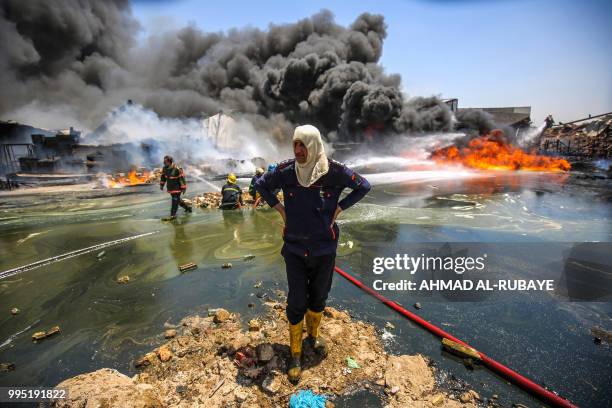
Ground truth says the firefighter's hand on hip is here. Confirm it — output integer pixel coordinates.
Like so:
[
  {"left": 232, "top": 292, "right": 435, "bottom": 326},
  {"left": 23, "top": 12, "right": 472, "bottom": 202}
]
[
  {"left": 273, "top": 203, "right": 287, "bottom": 225},
  {"left": 331, "top": 206, "right": 342, "bottom": 227}
]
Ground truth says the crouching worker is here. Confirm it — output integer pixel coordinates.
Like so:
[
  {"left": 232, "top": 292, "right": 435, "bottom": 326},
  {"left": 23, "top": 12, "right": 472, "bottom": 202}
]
[
  {"left": 160, "top": 155, "right": 192, "bottom": 220},
  {"left": 255, "top": 125, "right": 371, "bottom": 383},
  {"left": 220, "top": 173, "right": 243, "bottom": 210}
]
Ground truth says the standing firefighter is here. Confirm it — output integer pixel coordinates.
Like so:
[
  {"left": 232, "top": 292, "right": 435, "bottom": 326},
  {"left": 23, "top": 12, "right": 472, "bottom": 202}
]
[
  {"left": 249, "top": 167, "right": 265, "bottom": 205},
  {"left": 160, "top": 155, "right": 192, "bottom": 219},
  {"left": 255, "top": 125, "right": 371, "bottom": 383},
  {"left": 220, "top": 173, "right": 244, "bottom": 210}
]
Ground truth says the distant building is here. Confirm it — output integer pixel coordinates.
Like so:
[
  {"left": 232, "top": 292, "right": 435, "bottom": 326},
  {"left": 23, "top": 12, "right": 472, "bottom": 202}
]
[
  {"left": 444, "top": 99, "right": 532, "bottom": 130},
  {"left": 0, "top": 120, "right": 54, "bottom": 175}
]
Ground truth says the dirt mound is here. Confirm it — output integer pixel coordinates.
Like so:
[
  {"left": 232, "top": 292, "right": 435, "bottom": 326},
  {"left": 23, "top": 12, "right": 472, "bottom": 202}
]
[{"left": 53, "top": 303, "right": 479, "bottom": 407}]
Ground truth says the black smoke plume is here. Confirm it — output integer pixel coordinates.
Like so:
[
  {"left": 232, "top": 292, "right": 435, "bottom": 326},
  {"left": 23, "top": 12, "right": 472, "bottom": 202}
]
[{"left": 0, "top": 1, "right": 491, "bottom": 141}]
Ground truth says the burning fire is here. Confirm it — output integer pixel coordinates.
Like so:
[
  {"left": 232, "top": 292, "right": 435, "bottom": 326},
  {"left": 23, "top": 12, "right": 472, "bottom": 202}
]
[
  {"left": 431, "top": 130, "right": 570, "bottom": 172},
  {"left": 105, "top": 168, "right": 154, "bottom": 188}
]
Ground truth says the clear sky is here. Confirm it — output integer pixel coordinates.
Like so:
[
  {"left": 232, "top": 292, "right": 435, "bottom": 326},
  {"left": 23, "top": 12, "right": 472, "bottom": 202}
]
[{"left": 131, "top": 0, "right": 611, "bottom": 124}]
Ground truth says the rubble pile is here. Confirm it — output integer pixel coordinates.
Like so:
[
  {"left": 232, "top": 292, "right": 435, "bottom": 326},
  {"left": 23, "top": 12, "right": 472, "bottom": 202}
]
[
  {"left": 52, "top": 303, "right": 480, "bottom": 408},
  {"left": 539, "top": 114, "right": 612, "bottom": 159},
  {"left": 192, "top": 192, "right": 283, "bottom": 208}
]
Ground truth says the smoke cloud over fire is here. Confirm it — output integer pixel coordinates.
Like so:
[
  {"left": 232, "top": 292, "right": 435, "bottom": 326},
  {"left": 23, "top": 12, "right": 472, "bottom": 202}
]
[{"left": 0, "top": 0, "right": 491, "bottom": 142}]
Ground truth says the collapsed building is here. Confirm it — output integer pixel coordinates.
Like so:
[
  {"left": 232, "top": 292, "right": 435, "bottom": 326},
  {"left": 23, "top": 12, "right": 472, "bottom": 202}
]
[{"left": 537, "top": 113, "right": 612, "bottom": 159}]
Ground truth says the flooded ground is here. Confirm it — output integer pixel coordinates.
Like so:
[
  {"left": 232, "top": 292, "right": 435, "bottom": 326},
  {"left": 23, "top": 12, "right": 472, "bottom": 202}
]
[{"left": 0, "top": 162, "right": 611, "bottom": 407}]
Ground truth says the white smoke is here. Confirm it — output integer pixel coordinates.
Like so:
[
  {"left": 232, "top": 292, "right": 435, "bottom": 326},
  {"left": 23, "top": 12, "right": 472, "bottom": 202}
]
[{"left": 83, "top": 103, "right": 290, "bottom": 168}]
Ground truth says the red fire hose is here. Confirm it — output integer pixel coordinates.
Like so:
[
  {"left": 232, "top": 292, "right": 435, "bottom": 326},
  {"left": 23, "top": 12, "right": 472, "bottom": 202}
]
[{"left": 334, "top": 265, "right": 578, "bottom": 408}]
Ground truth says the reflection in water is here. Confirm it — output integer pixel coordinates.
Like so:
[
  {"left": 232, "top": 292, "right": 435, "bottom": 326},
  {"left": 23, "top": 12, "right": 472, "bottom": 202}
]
[{"left": 0, "top": 170, "right": 610, "bottom": 407}]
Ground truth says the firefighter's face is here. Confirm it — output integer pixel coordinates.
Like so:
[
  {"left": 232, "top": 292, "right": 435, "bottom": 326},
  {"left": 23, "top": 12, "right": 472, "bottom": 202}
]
[
  {"left": 293, "top": 140, "right": 308, "bottom": 164},
  {"left": 163, "top": 158, "right": 171, "bottom": 166}
]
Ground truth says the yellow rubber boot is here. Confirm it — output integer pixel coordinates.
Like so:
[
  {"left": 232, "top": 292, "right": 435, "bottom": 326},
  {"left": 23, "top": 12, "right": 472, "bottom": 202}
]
[
  {"left": 305, "top": 310, "right": 327, "bottom": 357},
  {"left": 288, "top": 320, "right": 303, "bottom": 383}
]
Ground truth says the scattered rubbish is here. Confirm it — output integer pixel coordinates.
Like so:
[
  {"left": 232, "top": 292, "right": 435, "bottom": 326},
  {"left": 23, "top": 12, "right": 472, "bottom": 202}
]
[
  {"left": 243, "top": 254, "right": 256, "bottom": 261},
  {"left": 463, "top": 358, "right": 475, "bottom": 370},
  {"left": 32, "top": 326, "right": 60, "bottom": 342},
  {"left": 389, "top": 385, "right": 400, "bottom": 395},
  {"left": 381, "top": 329, "right": 395, "bottom": 345},
  {"left": 234, "top": 347, "right": 256, "bottom": 368},
  {"left": 253, "top": 281, "right": 262, "bottom": 288},
  {"left": 414, "top": 302, "right": 422, "bottom": 310},
  {"left": 208, "top": 377, "right": 225, "bottom": 398},
  {"left": 207, "top": 308, "right": 220, "bottom": 317},
  {"left": 213, "top": 308, "right": 231, "bottom": 323},
  {"left": 289, "top": 390, "right": 327, "bottom": 408},
  {"left": 339, "top": 240, "right": 354, "bottom": 249},
  {"left": 116, "top": 276, "right": 130, "bottom": 284},
  {"left": 179, "top": 262, "right": 197, "bottom": 272},
  {"left": 261, "top": 374, "right": 281, "bottom": 394},
  {"left": 10, "top": 308, "right": 20, "bottom": 315},
  {"left": 97, "top": 251, "right": 105, "bottom": 259},
  {"left": 222, "top": 263, "right": 232, "bottom": 269},
  {"left": 441, "top": 338, "right": 481, "bottom": 361},
  {"left": 256, "top": 343, "right": 274, "bottom": 363},
  {"left": 346, "top": 356, "right": 360, "bottom": 369},
  {"left": 385, "top": 322, "right": 395, "bottom": 330},
  {"left": 247, "top": 303, "right": 255, "bottom": 308},
  {"left": 164, "top": 329, "right": 177, "bottom": 339},
  {"left": 0, "top": 362, "right": 15, "bottom": 372},
  {"left": 512, "top": 404, "right": 528, "bottom": 408},
  {"left": 248, "top": 319, "right": 261, "bottom": 332},
  {"left": 590, "top": 326, "right": 612, "bottom": 344}
]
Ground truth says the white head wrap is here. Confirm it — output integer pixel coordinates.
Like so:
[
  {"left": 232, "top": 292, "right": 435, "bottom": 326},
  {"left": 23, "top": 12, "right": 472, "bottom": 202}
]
[{"left": 292, "top": 125, "right": 329, "bottom": 187}]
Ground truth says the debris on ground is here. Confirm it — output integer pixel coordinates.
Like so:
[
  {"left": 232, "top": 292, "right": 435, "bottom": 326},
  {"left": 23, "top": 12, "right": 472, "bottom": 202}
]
[
  {"left": 346, "top": 356, "right": 360, "bottom": 369},
  {"left": 414, "top": 302, "right": 422, "bottom": 310},
  {"left": 193, "top": 191, "right": 283, "bottom": 209},
  {"left": 116, "top": 276, "right": 130, "bottom": 284},
  {"left": 52, "top": 303, "right": 479, "bottom": 407},
  {"left": 244, "top": 254, "right": 256, "bottom": 261},
  {"left": 289, "top": 389, "right": 327, "bottom": 407},
  {"left": 248, "top": 319, "right": 261, "bottom": 332},
  {"left": 213, "top": 308, "right": 231, "bottom": 323},
  {"left": 0, "top": 362, "right": 15, "bottom": 372},
  {"left": 253, "top": 281, "right": 262, "bottom": 288},
  {"left": 178, "top": 262, "right": 197, "bottom": 272},
  {"left": 222, "top": 263, "right": 232, "bottom": 269},
  {"left": 385, "top": 322, "right": 395, "bottom": 330},
  {"left": 164, "top": 329, "right": 177, "bottom": 339},
  {"left": 10, "top": 307, "right": 20, "bottom": 315},
  {"left": 32, "top": 326, "right": 60, "bottom": 342},
  {"left": 590, "top": 326, "right": 612, "bottom": 344}
]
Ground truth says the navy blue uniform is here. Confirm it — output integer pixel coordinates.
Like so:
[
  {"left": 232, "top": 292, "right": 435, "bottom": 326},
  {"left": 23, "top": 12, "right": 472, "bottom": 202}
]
[
  {"left": 255, "top": 158, "right": 371, "bottom": 324},
  {"left": 220, "top": 182, "right": 243, "bottom": 210}
]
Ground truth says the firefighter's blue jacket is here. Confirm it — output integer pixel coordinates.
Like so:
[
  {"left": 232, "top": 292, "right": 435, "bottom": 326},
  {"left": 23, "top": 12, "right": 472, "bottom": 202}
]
[{"left": 255, "top": 158, "right": 371, "bottom": 256}]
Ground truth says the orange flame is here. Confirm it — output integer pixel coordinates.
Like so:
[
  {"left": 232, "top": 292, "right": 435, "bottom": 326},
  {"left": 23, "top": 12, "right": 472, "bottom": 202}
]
[
  {"left": 431, "top": 130, "right": 570, "bottom": 172},
  {"left": 105, "top": 168, "right": 152, "bottom": 188}
]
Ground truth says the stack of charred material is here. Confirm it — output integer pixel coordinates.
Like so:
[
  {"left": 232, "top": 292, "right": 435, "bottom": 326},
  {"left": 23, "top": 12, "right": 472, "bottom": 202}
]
[{"left": 539, "top": 114, "right": 611, "bottom": 159}]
